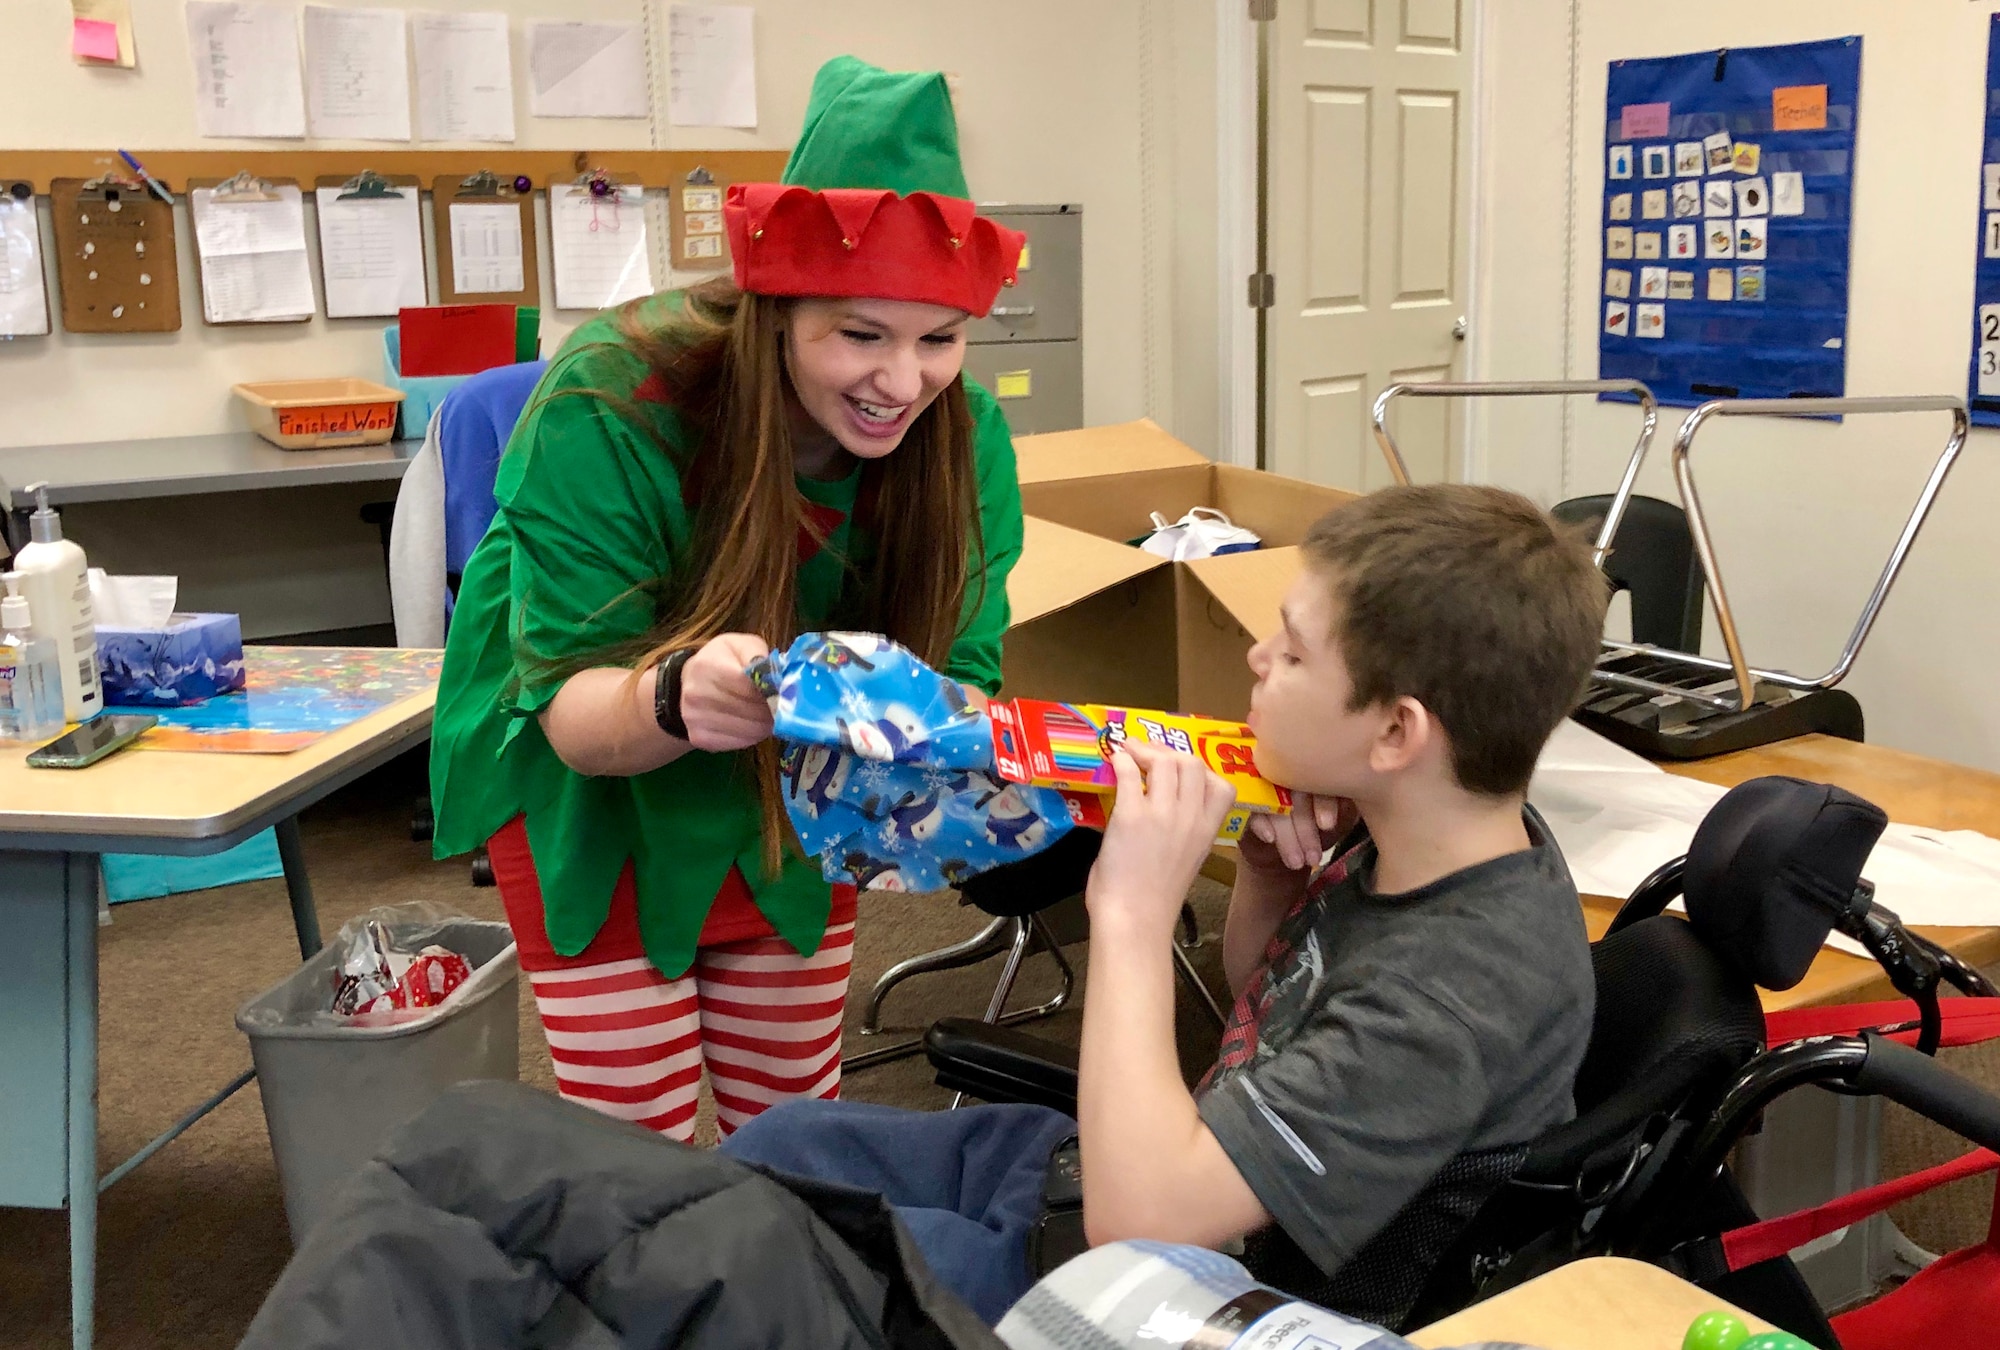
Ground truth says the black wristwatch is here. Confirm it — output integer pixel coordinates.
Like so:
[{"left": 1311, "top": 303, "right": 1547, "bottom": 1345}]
[{"left": 652, "top": 648, "right": 695, "bottom": 740}]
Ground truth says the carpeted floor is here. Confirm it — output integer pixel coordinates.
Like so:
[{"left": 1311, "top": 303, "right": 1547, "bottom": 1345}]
[
  {"left": 5, "top": 749, "right": 1996, "bottom": 1347},
  {"left": 0, "top": 750, "right": 1231, "bottom": 1349}
]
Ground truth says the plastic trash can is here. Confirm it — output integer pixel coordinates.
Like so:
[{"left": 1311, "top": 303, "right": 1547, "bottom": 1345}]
[{"left": 235, "top": 917, "right": 520, "bottom": 1242}]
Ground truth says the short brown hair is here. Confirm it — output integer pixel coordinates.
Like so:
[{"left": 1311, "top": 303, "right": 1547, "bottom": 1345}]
[{"left": 1303, "top": 484, "right": 1608, "bottom": 796}]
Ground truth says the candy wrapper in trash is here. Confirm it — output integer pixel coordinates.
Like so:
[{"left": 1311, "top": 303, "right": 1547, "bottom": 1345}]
[
  {"left": 752, "top": 633, "right": 1074, "bottom": 892},
  {"left": 330, "top": 917, "right": 473, "bottom": 1020}
]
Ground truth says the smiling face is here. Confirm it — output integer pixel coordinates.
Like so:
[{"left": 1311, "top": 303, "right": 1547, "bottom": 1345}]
[{"left": 784, "top": 297, "right": 969, "bottom": 469}]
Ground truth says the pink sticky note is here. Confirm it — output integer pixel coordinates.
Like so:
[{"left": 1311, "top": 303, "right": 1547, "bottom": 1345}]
[
  {"left": 1621, "top": 102, "right": 1671, "bottom": 139},
  {"left": 73, "top": 17, "right": 120, "bottom": 61}
]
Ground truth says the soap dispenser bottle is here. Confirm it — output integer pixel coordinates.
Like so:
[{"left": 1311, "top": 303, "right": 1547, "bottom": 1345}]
[
  {"left": 12, "top": 481, "right": 103, "bottom": 723},
  {"left": 1, "top": 572, "right": 65, "bottom": 742}
]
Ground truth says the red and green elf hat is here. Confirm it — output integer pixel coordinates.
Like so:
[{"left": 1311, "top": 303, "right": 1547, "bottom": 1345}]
[{"left": 725, "top": 56, "right": 1026, "bottom": 318}]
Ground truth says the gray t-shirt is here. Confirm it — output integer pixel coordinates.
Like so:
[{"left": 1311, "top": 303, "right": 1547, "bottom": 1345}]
[{"left": 1196, "top": 807, "right": 1593, "bottom": 1323}]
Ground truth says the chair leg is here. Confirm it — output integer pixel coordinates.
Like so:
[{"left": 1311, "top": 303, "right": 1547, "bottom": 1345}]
[
  {"left": 949, "top": 919, "right": 1040, "bottom": 1111},
  {"left": 858, "top": 915, "right": 1016, "bottom": 1035},
  {"left": 1176, "top": 902, "right": 1202, "bottom": 949},
  {"left": 979, "top": 918, "right": 1036, "bottom": 1023},
  {"left": 1021, "top": 913, "right": 1077, "bottom": 1022},
  {"left": 842, "top": 916, "right": 1080, "bottom": 1075},
  {"left": 1172, "top": 942, "right": 1227, "bottom": 1029}
]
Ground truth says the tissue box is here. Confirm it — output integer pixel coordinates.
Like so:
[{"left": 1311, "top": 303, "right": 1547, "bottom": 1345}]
[{"left": 97, "top": 613, "right": 247, "bottom": 707}]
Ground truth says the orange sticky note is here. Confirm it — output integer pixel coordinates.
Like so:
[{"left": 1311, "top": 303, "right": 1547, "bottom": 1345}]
[
  {"left": 72, "top": 17, "right": 119, "bottom": 61},
  {"left": 1773, "top": 85, "right": 1828, "bottom": 133}
]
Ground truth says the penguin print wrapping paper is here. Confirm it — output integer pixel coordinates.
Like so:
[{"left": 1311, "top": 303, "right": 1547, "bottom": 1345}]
[{"left": 751, "top": 632, "right": 1075, "bottom": 892}]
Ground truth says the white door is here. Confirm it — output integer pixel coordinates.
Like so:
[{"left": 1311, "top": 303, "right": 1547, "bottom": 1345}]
[{"left": 1265, "top": 0, "right": 1474, "bottom": 490}]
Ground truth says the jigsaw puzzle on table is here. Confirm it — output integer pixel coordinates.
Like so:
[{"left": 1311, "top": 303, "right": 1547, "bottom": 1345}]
[
  {"left": 1598, "top": 36, "right": 1860, "bottom": 407},
  {"left": 137, "top": 647, "right": 444, "bottom": 754}
]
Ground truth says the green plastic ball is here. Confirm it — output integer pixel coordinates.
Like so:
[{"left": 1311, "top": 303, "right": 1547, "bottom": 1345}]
[
  {"left": 1683, "top": 1311, "right": 1751, "bottom": 1350},
  {"left": 1738, "top": 1335, "right": 1819, "bottom": 1350}
]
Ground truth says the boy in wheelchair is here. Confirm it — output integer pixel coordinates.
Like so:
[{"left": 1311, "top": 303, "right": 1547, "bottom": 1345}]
[{"left": 723, "top": 484, "right": 1611, "bottom": 1329}]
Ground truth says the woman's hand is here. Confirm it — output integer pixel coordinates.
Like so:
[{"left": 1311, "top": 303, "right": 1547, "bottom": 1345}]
[
  {"left": 1087, "top": 740, "right": 1239, "bottom": 942},
  {"left": 1237, "top": 793, "right": 1356, "bottom": 876},
  {"left": 677, "top": 634, "right": 776, "bottom": 752}
]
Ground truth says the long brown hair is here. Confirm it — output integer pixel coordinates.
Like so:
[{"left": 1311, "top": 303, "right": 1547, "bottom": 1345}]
[{"left": 540, "top": 277, "right": 986, "bottom": 876}]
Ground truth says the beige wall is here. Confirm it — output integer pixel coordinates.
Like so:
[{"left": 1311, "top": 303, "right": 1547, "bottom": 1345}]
[
  {"left": 0, "top": 0, "right": 1231, "bottom": 634},
  {"left": 0, "top": 0, "right": 1234, "bottom": 448},
  {"left": 1472, "top": 2, "right": 2000, "bottom": 772}
]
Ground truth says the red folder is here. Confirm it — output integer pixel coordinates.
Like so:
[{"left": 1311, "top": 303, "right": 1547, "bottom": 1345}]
[{"left": 397, "top": 305, "right": 517, "bottom": 378}]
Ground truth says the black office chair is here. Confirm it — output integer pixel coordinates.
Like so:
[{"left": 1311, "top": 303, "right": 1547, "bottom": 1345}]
[
  {"left": 1551, "top": 492, "right": 1704, "bottom": 652},
  {"left": 926, "top": 777, "right": 2000, "bottom": 1339},
  {"left": 844, "top": 828, "right": 1222, "bottom": 1075}
]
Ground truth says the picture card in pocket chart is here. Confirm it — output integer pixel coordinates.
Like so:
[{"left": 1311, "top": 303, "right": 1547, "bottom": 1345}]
[
  {"left": 1600, "top": 38, "right": 1859, "bottom": 407},
  {"left": 1967, "top": 17, "right": 2000, "bottom": 424},
  {"left": 1979, "top": 304, "right": 2000, "bottom": 399}
]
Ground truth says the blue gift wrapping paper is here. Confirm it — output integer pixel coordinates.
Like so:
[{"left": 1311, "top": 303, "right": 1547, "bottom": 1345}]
[{"left": 97, "top": 612, "right": 247, "bottom": 707}]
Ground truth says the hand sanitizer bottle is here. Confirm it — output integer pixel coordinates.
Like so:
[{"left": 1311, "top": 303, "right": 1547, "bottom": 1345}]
[
  {"left": 1, "top": 571, "right": 65, "bottom": 742},
  {"left": 13, "top": 482, "right": 103, "bottom": 723}
]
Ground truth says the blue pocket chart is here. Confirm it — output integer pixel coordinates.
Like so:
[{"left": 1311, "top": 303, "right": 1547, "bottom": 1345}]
[
  {"left": 1599, "top": 38, "right": 1861, "bottom": 409},
  {"left": 1967, "top": 15, "right": 2000, "bottom": 427}
]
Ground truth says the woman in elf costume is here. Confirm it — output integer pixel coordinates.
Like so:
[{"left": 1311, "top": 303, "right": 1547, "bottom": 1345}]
[{"left": 430, "top": 57, "right": 1027, "bottom": 1143}]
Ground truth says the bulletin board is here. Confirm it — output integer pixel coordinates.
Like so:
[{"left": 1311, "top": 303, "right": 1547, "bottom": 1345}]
[
  {"left": 1968, "top": 15, "right": 2000, "bottom": 427},
  {"left": 1597, "top": 37, "right": 1862, "bottom": 408}
]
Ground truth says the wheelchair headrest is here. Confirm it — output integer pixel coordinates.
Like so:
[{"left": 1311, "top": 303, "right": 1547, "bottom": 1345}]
[{"left": 1683, "top": 775, "right": 1887, "bottom": 991}]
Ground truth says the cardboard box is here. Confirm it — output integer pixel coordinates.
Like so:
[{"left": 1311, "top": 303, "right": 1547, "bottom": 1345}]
[{"left": 1003, "top": 420, "right": 1358, "bottom": 719}]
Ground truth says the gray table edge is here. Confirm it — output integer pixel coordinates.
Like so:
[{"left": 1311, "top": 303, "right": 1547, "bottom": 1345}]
[
  {"left": 0, "top": 708, "right": 434, "bottom": 858},
  {"left": 0, "top": 433, "right": 422, "bottom": 512}
]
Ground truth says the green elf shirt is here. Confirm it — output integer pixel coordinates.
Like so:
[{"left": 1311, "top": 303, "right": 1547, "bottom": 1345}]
[{"left": 429, "top": 293, "right": 1024, "bottom": 979}]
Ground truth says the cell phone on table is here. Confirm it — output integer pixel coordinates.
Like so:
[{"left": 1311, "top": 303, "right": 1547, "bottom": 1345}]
[{"left": 25, "top": 715, "right": 160, "bottom": 769}]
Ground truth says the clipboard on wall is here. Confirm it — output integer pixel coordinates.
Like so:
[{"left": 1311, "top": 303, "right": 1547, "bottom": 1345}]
[
  {"left": 667, "top": 158, "right": 787, "bottom": 273},
  {"left": 186, "top": 172, "right": 316, "bottom": 326},
  {"left": 313, "top": 170, "right": 428, "bottom": 319},
  {"left": 432, "top": 171, "right": 538, "bottom": 307},
  {"left": 48, "top": 176, "right": 182, "bottom": 333},
  {"left": 1, "top": 184, "right": 53, "bottom": 339},
  {"left": 670, "top": 166, "right": 728, "bottom": 272}
]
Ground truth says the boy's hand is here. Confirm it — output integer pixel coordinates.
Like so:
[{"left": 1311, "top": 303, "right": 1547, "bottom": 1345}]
[
  {"left": 1239, "top": 794, "right": 1356, "bottom": 875},
  {"left": 1087, "top": 741, "right": 1239, "bottom": 939}
]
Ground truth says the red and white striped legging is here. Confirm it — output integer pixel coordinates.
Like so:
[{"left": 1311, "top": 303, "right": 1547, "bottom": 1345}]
[{"left": 487, "top": 817, "right": 858, "bottom": 1143}]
